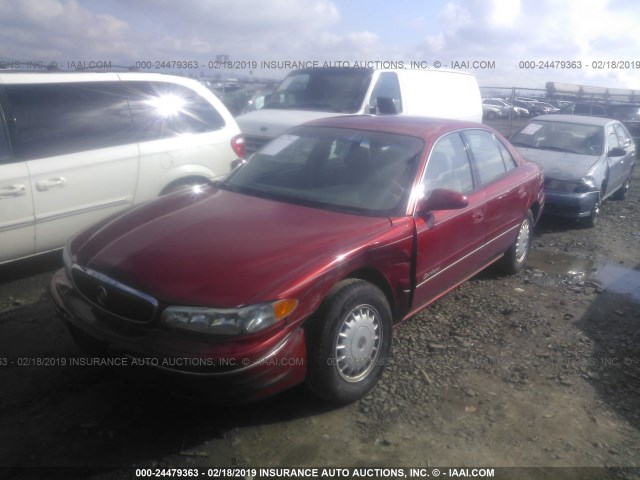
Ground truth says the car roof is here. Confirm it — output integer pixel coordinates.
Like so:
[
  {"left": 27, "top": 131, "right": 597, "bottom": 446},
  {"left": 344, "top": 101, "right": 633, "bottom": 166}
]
[
  {"left": 529, "top": 114, "right": 618, "bottom": 126},
  {"left": 301, "top": 115, "right": 488, "bottom": 139}
]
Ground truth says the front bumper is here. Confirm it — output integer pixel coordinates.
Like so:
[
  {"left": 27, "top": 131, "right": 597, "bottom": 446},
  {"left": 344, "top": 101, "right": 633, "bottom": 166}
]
[
  {"left": 542, "top": 189, "right": 599, "bottom": 219},
  {"left": 50, "top": 269, "right": 307, "bottom": 402}
]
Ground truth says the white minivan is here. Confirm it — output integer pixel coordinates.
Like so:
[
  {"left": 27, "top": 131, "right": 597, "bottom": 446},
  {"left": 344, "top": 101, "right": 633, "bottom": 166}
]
[
  {"left": 237, "top": 67, "right": 483, "bottom": 154},
  {"left": 0, "top": 72, "right": 243, "bottom": 264}
]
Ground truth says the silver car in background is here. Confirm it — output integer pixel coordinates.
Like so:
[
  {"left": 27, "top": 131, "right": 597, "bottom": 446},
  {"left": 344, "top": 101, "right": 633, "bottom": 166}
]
[{"left": 510, "top": 114, "right": 636, "bottom": 227}]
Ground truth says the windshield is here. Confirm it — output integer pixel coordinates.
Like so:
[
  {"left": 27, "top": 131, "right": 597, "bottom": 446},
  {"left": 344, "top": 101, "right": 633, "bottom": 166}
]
[
  {"left": 510, "top": 121, "right": 604, "bottom": 156},
  {"left": 263, "top": 69, "right": 373, "bottom": 113},
  {"left": 222, "top": 126, "right": 424, "bottom": 216}
]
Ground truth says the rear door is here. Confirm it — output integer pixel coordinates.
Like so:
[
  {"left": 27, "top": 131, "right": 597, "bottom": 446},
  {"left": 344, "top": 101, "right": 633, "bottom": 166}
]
[
  {"left": 412, "top": 131, "right": 487, "bottom": 308},
  {"left": 462, "top": 129, "right": 527, "bottom": 258},
  {"left": 0, "top": 102, "right": 35, "bottom": 263},
  {"left": 4, "top": 82, "right": 139, "bottom": 254}
]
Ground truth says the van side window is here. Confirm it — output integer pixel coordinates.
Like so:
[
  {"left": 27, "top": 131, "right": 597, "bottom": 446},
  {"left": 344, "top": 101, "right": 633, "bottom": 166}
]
[
  {"left": 463, "top": 130, "right": 507, "bottom": 185},
  {"left": 370, "top": 73, "right": 402, "bottom": 114},
  {"left": 422, "top": 132, "right": 473, "bottom": 196},
  {"left": 4, "top": 83, "right": 133, "bottom": 160},
  {"left": 126, "top": 82, "right": 225, "bottom": 141}
]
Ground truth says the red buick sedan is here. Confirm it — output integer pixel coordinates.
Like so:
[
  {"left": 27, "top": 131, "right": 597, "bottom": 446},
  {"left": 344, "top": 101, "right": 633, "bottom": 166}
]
[{"left": 51, "top": 115, "right": 544, "bottom": 404}]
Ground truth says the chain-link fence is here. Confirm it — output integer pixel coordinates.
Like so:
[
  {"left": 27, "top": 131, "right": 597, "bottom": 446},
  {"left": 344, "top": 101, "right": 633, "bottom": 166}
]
[{"left": 480, "top": 86, "right": 550, "bottom": 138}]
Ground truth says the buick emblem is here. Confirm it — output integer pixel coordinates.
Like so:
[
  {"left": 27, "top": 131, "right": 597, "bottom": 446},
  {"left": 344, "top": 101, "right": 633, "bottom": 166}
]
[{"left": 96, "top": 286, "right": 109, "bottom": 307}]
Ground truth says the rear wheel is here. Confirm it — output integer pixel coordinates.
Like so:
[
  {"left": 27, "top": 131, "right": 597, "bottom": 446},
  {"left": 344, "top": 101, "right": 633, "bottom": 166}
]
[
  {"left": 306, "top": 279, "right": 392, "bottom": 404},
  {"left": 498, "top": 210, "right": 533, "bottom": 274}
]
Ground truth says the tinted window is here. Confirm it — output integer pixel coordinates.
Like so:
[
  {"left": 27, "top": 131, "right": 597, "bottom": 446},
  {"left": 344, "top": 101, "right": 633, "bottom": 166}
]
[
  {"left": 5, "top": 82, "right": 133, "bottom": 160},
  {"left": 463, "top": 130, "right": 506, "bottom": 184},
  {"left": 126, "top": 82, "right": 225, "bottom": 141},
  {"left": 423, "top": 133, "right": 473, "bottom": 195}
]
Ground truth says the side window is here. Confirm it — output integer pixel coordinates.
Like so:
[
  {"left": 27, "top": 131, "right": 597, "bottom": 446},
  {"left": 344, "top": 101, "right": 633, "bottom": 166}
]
[
  {"left": 463, "top": 130, "right": 507, "bottom": 185},
  {"left": 606, "top": 125, "right": 620, "bottom": 150},
  {"left": 422, "top": 133, "right": 473, "bottom": 196},
  {"left": 495, "top": 138, "right": 518, "bottom": 172},
  {"left": 126, "top": 82, "right": 225, "bottom": 141},
  {"left": 613, "top": 123, "right": 631, "bottom": 147},
  {"left": 370, "top": 73, "right": 402, "bottom": 114},
  {"left": 4, "top": 83, "right": 133, "bottom": 160}
]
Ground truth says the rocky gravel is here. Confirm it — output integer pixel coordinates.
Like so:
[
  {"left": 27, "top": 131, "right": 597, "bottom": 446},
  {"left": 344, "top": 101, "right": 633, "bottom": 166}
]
[{"left": 0, "top": 170, "right": 639, "bottom": 479}]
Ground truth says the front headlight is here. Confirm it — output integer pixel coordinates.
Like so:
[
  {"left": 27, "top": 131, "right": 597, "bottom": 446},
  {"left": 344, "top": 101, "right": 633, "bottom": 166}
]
[
  {"left": 161, "top": 299, "right": 298, "bottom": 335},
  {"left": 545, "top": 179, "right": 578, "bottom": 193},
  {"left": 574, "top": 176, "right": 597, "bottom": 193}
]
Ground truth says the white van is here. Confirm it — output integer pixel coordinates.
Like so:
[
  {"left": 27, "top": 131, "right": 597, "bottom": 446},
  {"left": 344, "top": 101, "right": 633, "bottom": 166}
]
[
  {"left": 0, "top": 72, "right": 242, "bottom": 264},
  {"left": 237, "top": 67, "right": 482, "bottom": 154}
]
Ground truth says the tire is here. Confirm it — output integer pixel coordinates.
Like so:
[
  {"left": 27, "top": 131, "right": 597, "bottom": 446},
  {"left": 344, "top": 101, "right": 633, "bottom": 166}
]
[
  {"left": 613, "top": 176, "right": 630, "bottom": 200},
  {"left": 583, "top": 194, "right": 601, "bottom": 228},
  {"left": 305, "top": 279, "right": 392, "bottom": 404},
  {"left": 498, "top": 210, "right": 534, "bottom": 274}
]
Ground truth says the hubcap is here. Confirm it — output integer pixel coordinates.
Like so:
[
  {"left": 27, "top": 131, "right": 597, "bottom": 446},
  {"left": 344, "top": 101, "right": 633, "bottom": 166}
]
[
  {"left": 334, "top": 304, "right": 382, "bottom": 382},
  {"left": 515, "top": 218, "right": 531, "bottom": 264}
]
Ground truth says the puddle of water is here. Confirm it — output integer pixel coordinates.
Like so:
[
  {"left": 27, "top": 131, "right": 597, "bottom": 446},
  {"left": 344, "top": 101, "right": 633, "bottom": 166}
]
[{"left": 527, "top": 250, "right": 640, "bottom": 302}]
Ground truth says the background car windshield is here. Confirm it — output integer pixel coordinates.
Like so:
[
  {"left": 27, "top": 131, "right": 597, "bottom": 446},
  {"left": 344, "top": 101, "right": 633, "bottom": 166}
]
[
  {"left": 263, "top": 69, "right": 373, "bottom": 113},
  {"left": 224, "top": 126, "right": 424, "bottom": 216},
  {"left": 511, "top": 121, "right": 604, "bottom": 156}
]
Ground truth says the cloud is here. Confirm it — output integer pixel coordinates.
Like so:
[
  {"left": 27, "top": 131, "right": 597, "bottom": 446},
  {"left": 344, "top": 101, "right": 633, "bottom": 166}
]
[{"left": 0, "top": 0, "right": 130, "bottom": 60}]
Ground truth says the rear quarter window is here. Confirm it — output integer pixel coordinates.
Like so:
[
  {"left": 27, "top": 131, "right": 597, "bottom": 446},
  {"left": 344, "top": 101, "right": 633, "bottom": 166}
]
[{"left": 125, "top": 81, "right": 226, "bottom": 141}]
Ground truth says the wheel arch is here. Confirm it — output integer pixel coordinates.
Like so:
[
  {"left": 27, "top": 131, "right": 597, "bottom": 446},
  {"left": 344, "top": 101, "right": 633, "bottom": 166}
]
[{"left": 339, "top": 267, "right": 398, "bottom": 322}]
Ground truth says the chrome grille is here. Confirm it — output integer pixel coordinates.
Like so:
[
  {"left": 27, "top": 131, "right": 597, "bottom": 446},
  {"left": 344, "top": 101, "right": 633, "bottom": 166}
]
[{"left": 71, "top": 266, "right": 158, "bottom": 324}]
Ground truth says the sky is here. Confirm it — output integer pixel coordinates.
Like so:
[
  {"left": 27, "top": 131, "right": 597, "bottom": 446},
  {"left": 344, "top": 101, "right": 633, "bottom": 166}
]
[{"left": 1, "top": 0, "right": 639, "bottom": 92}]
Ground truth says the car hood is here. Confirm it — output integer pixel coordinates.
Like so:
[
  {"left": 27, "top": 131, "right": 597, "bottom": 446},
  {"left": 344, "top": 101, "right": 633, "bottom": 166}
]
[
  {"left": 236, "top": 108, "right": 346, "bottom": 138},
  {"left": 514, "top": 147, "right": 600, "bottom": 181},
  {"left": 72, "top": 185, "right": 392, "bottom": 307}
]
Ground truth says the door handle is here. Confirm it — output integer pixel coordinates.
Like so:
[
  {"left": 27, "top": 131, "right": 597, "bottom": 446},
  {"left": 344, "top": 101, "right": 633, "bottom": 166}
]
[
  {"left": 0, "top": 184, "right": 27, "bottom": 199},
  {"left": 36, "top": 177, "right": 66, "bottom": 191}
]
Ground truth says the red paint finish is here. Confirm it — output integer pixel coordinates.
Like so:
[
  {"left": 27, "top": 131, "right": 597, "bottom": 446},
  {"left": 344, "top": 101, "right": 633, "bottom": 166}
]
[{"left": 51, "top": 115, "right": 543, "bottom": 402}]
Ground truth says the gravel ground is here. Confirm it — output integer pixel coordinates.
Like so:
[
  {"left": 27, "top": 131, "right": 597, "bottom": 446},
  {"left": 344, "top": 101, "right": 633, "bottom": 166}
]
[{"left": 0, "top": 169, "right": 638, "bottom": 480}]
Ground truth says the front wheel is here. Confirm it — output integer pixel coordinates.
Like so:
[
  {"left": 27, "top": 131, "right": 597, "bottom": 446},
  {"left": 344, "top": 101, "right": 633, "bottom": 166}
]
[
  {"left": 498, "top": 210, "right": 534, "bottom": 274},
  {"left": 306, "top": 279, "right": 392, "bottom": 404},
  {"left": 583, "top": 194, "right": 601, "bottom": 228}
]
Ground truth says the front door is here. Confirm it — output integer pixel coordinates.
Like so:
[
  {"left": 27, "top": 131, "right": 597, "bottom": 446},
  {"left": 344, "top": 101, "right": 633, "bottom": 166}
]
[{"left": 413, "top": 132, "right": 487, "bottom": 308}]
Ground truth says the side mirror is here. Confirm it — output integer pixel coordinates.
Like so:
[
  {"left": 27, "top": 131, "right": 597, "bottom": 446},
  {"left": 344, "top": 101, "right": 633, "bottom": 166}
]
[
  {"left": 608, "top": 147, "right": 626, "bottom": 157},
  {"left": 417, "top": 188, "right": 469, "bottom": 213},
  {"left": 375, "top": 97, "right": 398, "bottom": 115}
]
